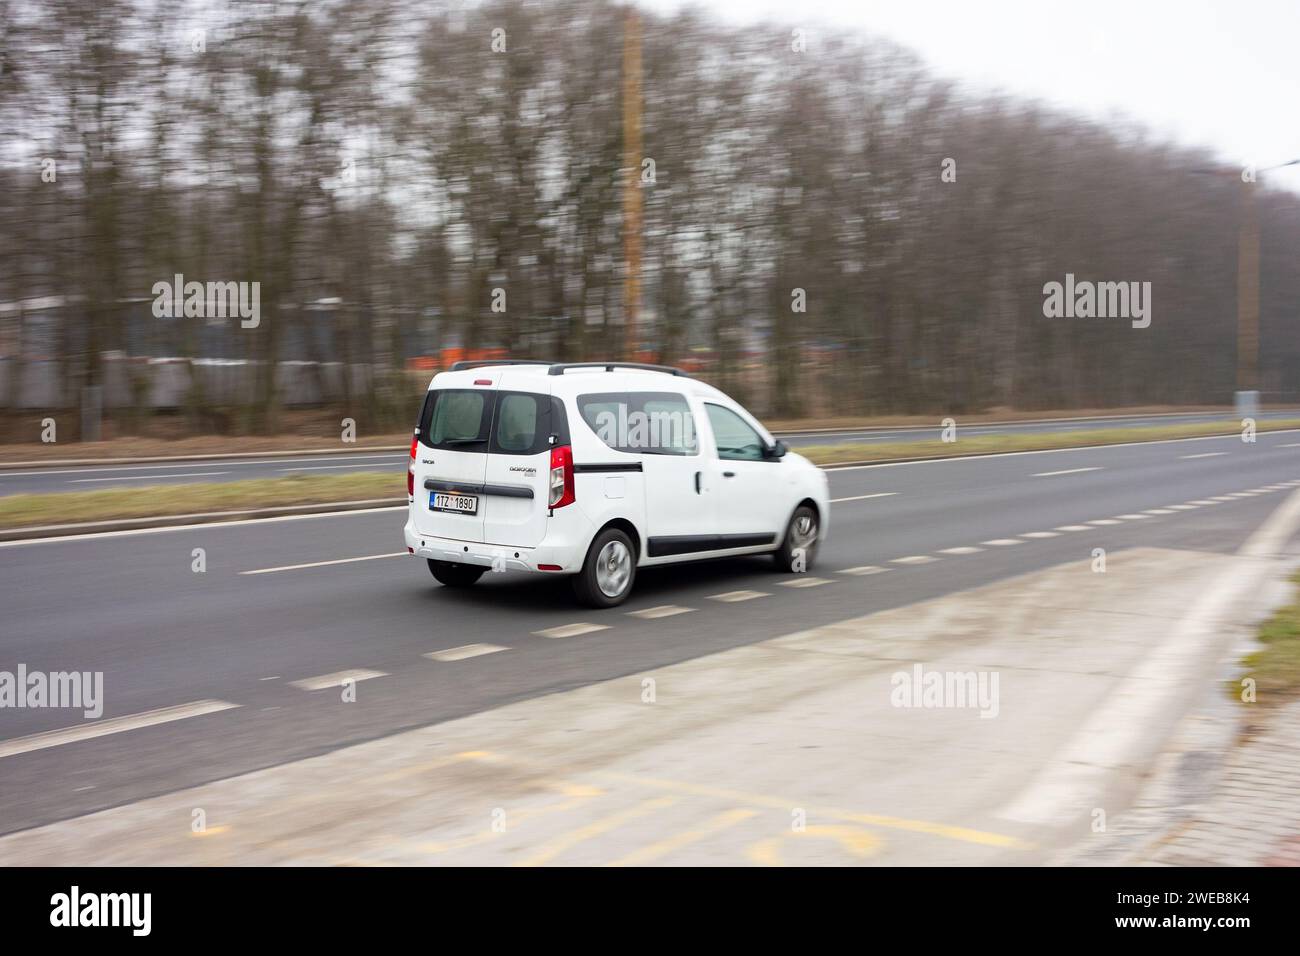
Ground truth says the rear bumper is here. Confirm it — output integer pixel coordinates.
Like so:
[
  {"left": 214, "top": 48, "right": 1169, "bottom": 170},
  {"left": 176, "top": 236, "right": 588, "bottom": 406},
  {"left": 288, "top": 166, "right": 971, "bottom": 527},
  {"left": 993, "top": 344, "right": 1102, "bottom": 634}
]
[{"left": 403, "top": 511, "right": 593, "bottom": 573}]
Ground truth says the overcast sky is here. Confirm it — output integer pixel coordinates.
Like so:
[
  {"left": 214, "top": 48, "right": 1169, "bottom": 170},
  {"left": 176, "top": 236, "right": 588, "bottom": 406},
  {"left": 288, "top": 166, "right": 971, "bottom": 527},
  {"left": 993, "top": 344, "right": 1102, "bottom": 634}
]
[{"left": 642, "top": 0, "right": 1300, "bottom": 191}]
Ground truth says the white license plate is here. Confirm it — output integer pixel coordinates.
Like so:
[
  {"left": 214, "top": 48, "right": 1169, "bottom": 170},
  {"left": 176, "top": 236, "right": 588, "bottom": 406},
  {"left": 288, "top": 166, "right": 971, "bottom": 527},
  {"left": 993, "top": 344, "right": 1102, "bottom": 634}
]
[{"left": 430, "top": 491, "right": 479, "bottom": 515}]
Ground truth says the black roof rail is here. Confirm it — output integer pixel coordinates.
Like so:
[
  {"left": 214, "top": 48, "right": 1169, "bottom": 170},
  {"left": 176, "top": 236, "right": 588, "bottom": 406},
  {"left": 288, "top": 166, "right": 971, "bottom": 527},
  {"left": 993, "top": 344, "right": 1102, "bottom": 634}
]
[
  {"left": 448, "top": 360, "right": 555, "bottom": 371},
  {"left": 547, "top": 362, "right": 687, "bottom": 377}
]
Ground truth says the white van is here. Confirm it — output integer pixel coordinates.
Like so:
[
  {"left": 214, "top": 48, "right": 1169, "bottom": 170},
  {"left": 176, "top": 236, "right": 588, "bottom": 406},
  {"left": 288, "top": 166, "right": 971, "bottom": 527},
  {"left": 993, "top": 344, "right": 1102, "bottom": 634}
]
[{"left": 403, "top": 361, "right": 830, "bottom": 607}]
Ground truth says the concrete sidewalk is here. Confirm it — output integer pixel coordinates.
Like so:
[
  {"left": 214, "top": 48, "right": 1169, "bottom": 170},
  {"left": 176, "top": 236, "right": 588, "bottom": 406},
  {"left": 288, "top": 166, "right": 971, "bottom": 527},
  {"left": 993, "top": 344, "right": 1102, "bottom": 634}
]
[{"left": 0, "top": 540, "right": 1279, "bottom": 867}]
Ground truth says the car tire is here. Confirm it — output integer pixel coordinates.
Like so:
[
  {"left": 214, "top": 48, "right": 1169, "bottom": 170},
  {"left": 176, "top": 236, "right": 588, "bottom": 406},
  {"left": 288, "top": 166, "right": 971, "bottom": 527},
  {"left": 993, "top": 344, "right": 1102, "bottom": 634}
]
[
  {"left": 427, "top": 559, "right": 487, "bottom": 588},
  {"left": 774, "top": 504, "right": 819, "bottom": 573},
  {"left": 572, "top": 527, "right": 637, "bottom": 608}
]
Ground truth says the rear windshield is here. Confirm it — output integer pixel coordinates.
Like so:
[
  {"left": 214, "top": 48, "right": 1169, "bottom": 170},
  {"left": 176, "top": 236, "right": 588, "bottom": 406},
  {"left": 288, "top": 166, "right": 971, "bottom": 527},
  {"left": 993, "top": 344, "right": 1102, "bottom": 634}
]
[{"left": 417, "top": 389, "right": 568, "bottom": 456}]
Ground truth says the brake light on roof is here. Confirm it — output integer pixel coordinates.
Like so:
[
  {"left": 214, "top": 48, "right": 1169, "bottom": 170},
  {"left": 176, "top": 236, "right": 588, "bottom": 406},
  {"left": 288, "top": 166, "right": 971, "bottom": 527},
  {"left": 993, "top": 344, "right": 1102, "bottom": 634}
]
[
  {"left": 549, "top": 444, "right": 575, "bottom": 508},
  {"left": 474, "top": 379, "right": 492, "bottom": 385}
]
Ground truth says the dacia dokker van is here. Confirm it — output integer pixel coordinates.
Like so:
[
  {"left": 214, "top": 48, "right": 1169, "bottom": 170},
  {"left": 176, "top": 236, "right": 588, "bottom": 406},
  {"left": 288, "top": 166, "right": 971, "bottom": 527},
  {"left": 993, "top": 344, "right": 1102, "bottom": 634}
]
[{"left": 403, "top": 361, "right": 830, "bottom": 607}]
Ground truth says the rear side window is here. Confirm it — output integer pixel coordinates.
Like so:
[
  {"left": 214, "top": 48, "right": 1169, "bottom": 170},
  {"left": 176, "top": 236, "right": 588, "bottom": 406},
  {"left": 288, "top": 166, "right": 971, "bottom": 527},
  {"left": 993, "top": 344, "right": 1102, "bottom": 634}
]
[
  {"left": 417, "top": 389, "right": 567, "bottom": 456},
  {"left": 577, "top": 391, "right": 699, "bottom": 456}
]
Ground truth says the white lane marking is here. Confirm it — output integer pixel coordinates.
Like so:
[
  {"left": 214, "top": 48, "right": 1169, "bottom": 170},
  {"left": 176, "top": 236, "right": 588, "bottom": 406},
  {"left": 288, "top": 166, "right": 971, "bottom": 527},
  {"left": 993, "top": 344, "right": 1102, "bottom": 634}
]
[
  {"left": 289, "top": 669, "right": 387, "bottom": 691},
  {"left": 424, "top": 643, "right": 508, "bottom": 662},
  {"left": 981, "top": 538, "right": 1022, "bottom": 547},
  {"left": 1210, "top": 495, "right": 1236, "bottom": 502},
  {"left": 627, "top": 605, "right": 695, "bottom": 620},
  {"left": 1228, "top": 491, "right": 1257, "bottom": 497},
  {"left": 69, "top": 471, "right": 229, "bottom": 483},
  {"left": 0, "top": 700, "right": 239, "bottom": 759},
  {"left": 830, "top": 492, "right": 898, "bottom": 503},
  {"left": 836, "top": 565, "right": 891, "bottom": 575},
  {"left": 1180, "top": 452, "right": 1227, "bottom": 459},
  {"left": 779, "top": 576, "right": 831, "bottom": 588},
  {"left": 1021, "top": 531, "right": 1059, "bottom": 539},
  {"left": 276, "top": 464, "right": 394, "bottom": 472},
  {"left": 0, "top": 505, "right": 407, "bottom": 548},
  {"left": 1247, "top": 488, "right": 1274, "bottom": 494},
  {"left": 1115, "top": 513, "right": 1151, "bottom": 520},
  {"left": 1276, "top": 443, "right": 1300, "bottom": 448},
  {"left": 1088, "top": 519, "right": 1122, "bottom": 526},
  {"left": 823, "top": 428, "right": 1300, "bottom": 473},
  {"left": 939, "top": 546, "right": 984, "bottom": 555},
  {"left": 0, "top": 453, "right": 406, "bottom": 478},
  {"left": 240, "top": 552, "right": 408, "bottom": 575},
  {"left": 1031, "top": 467, "right": 1101, "bottom": 477},
  {"left": 999, "top": 487, "right": 1300, "bottom": 825},
  {"left": 891, "top": 555, "right": 938, "bottom": 564},
  {"left": 1189, "top": 499, "right": 1218, "bottom": 505},
  {"left": 709, "top": 590, "right": 770, "bottom": 603},
  {"left": 1143, "top": 509, "right": 1176, "bottom": 515},
  {"left": 533, "top": 623, "right": 610, "bottom": 639},
  {"left": 1167, "top": 504, "right": 1198, "bottom": 510},
  {"left": 1053, "top": 525, "right": 1091, "bottom": 532}
]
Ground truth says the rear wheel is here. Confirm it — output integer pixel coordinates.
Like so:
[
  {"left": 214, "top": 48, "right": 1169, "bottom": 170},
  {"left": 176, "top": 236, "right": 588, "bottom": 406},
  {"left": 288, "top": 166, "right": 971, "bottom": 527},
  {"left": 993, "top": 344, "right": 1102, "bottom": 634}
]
[
  {"left": 774, "top": 504, "right": 819, "bottom": 573},
  {"left": 572, "top": 527, "right": 637, "bottom": 608},
  {"left": 427, "top": 559, "right": 487, "bottom": 588}
]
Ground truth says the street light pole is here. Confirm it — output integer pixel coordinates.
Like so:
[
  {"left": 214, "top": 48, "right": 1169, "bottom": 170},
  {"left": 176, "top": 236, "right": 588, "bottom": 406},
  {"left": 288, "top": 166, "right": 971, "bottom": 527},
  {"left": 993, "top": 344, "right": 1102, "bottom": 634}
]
[{"left": 621, "top": 6, "right": 643, "bottom": 363}]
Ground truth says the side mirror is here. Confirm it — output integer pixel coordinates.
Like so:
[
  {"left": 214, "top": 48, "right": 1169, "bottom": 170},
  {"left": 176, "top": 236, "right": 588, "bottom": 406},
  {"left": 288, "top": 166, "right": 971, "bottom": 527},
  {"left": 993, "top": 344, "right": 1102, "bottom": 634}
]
[{"left": 765, "top": 439, "right": 788, "bottom": 460}]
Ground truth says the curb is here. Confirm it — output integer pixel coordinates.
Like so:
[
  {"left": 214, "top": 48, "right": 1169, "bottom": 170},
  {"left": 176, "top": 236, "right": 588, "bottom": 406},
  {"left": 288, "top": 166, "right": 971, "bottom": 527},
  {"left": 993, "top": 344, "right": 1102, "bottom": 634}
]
[
  {"left": 0, "top": 498, "right": 406, "bottom": 542},
  {"left": 0, "top": 445, "right": 409, "bottom": 471}
]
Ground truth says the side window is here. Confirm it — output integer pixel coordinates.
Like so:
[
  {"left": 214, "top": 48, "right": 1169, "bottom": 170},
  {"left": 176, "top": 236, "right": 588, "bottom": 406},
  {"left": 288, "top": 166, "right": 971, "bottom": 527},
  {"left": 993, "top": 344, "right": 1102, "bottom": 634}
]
[
  {"left": 705, "top": 404, "right": 766, "bottom": 461},
  {"left": 578, "top": 392, "right": 699, "bottom": 456}
]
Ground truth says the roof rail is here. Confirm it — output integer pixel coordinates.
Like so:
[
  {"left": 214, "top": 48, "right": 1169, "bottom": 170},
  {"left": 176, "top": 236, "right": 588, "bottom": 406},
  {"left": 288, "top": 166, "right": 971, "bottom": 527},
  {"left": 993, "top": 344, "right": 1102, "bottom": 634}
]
[
  {"left": 547, "top": 362, "right": 686, "bottom": 377},
  {"left": 448, "top": 360, "right": 555, "bottom": 372}
]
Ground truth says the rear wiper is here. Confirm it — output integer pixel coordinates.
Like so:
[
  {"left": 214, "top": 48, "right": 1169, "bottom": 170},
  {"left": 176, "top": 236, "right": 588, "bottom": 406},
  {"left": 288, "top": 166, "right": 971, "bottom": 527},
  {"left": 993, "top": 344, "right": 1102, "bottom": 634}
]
[{"left": 442, "top": 437, "right": 488, "bottom": 445}]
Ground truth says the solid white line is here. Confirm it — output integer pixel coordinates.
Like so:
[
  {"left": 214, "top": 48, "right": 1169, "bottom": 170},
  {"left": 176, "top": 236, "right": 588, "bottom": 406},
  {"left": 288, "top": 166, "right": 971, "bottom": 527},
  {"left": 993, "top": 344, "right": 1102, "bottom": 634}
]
[
  {"left": 939, "top": 546, "right": 984, "bottom": 555},
  {"left": 533, "top": 623, "right": 610, "bottom": 639},
  {"left": 424, "top": 644, "right": 508, "bottom": 662},
  {"left": 1180, "top": 452, "right": 1227, "bottom": 459},
  {"left": 240, "top": 552, "right": 407, "bottom": 575},
  {"left": 276, "top": 464, "right": 393, "bottom": 472},
  {"left": 627, "top": 605, "right": 695, "bottom": 620},
  {"left": 1031, "top": 467, "right": 1101, "bottom": 477},
  {"left": 0, "top": 505, "right": 407, "bottom": 548},
  {"left": 0, "top": 700, "right": 239, "bottom": 759},
  {"left": 289, "top": 669, "right": 387, "bottom": 691},
  {"left": 830, "top": 492, "right": 898, "bottom": 503},
  {"left": 69, "top": 471, "right": 229, "bottom": 483}
]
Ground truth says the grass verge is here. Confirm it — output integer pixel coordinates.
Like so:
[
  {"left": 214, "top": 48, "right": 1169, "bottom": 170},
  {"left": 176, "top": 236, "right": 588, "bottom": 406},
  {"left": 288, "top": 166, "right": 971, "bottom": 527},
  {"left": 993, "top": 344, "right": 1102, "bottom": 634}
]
[
  {"left": 1237, "top": 570, "right": 1300, "bottom": 707},
  {"left": 0, "top": 472, "right": 402, "bottom": 529},
  {"left": 799, "top": 419, "right": 1300, "bottom": 466}
]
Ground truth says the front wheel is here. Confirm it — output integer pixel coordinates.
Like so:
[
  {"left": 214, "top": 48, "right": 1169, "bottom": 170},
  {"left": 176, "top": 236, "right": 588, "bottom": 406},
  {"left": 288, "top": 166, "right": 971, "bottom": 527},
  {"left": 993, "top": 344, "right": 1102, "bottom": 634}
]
[
  {"left": 428, "top": 559, "right": 487, "bottom": 588},
  {"left": 572, "top": 527, "right": 637, "bottom": 608},
  {"left": 774, "top": 504, "right": 819, "bottom": 573}
]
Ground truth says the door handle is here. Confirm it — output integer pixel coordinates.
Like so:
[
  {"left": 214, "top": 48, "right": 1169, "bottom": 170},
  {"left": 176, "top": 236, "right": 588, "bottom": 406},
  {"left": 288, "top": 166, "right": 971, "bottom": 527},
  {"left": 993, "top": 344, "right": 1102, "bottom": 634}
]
[
  {"left": 722, "top": 471, "right": 736, "bottom": 478},
  {"left": 694, "top": 471, "right": 701, "bottom": 494}
]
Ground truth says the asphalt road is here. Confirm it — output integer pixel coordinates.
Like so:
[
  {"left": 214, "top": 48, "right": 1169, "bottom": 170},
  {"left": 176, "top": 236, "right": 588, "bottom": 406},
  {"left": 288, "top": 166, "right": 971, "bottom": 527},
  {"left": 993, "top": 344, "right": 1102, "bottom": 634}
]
[
  {"left": 1, "top": 427, "right": 1298, "bottom": 841},
  {"left": 0, "top": 408, "right": 1294, "bottom": 497}
]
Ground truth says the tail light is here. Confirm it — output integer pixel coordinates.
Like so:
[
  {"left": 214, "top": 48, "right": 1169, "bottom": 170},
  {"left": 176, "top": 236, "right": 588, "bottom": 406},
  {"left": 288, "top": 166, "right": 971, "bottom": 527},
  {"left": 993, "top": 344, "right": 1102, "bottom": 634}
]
[
  {"left": 407, "top": 435, "right": 418, "bottom": 497},
  {"left": 549, "top": 444, "right": 575, "bottom": 509}
]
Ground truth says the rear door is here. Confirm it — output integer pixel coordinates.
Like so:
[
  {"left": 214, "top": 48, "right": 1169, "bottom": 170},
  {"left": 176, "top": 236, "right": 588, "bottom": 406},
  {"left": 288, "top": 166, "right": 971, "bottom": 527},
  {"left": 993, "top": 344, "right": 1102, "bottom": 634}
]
[
  {"left": 412, "top": 385, "right": 494, "bottom": 543},
  {"left": 481, "top": 389, "right": 563, "bottom": 548}
]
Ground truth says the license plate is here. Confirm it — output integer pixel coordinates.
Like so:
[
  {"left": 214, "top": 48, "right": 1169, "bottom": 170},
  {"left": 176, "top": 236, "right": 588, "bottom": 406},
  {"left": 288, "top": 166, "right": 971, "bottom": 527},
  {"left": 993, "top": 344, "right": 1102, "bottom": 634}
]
[{"left": 430, "top": 491, "right": 479, "bottom": 515}]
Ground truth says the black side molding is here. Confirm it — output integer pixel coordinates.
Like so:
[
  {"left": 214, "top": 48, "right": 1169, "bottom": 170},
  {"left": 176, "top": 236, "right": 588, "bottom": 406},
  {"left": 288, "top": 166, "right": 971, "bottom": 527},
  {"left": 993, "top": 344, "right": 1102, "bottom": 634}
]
[
  {"left": 646, "top": 532, "right": 777, "bottom": 558},
  {"left": 573, "top": 462, "right": 643, "bottom": 474},
  {"left": 424, "top": 478, "right": 534, "bottom": 499}
]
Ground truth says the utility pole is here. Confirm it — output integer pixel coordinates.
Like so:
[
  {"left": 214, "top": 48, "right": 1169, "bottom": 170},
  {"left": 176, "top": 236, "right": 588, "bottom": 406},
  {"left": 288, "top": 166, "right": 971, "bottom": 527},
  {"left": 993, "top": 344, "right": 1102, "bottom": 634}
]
[
  {"left": 1236, "top": 177, "right": 1259, "bottom": 406},
  {"left": 621, "top": 6, "right": 643, "bottom": 362}
]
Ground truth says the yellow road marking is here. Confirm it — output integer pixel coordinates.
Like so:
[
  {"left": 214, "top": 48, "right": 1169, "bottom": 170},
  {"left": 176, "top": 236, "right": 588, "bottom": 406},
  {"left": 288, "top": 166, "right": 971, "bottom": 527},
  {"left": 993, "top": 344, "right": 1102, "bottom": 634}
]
[
  {"left": 514, "top": 795, "right": 679, "bottom": 867},
  {"left": 604, "top": 808, "right": 759, "bottom": 866},
  {"left": 748, "top": 824, "right": 881, "bottom": 866}
]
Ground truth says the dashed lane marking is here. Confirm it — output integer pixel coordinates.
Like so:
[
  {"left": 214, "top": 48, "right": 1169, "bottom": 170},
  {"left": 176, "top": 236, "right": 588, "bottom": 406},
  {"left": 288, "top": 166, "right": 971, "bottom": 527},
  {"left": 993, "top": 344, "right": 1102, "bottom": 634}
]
[
  {"left": 289, "top": 669, "right": 387, "bottom": 691},
  {"left": 533, "top": 623, "right": 611, "bottom": 639},
  {"left": 836, "top": 566, "right": 891, "bottom": 576},
  {"left": 424, "top": 644, "right": 508, "bottom": 662},
  {"left": 709, "top": 590, "right": 770, "bottom": 603},
  {"left": 69, "top": 471, "right": 229, "bottom": 483},
  {"left": 627, "top": 605, "right": 695, "bottom": 620},
  {"left": 891, "top": 555, "right": 938, "bottom": 565},
  {"left": 1021, "top": 531, "right": 1059, "bottom": 539},
  {"left": 1031, "top": 467, "right": 1102, "bottom": 477},
  {"left": 830, "top": 492, "right": 898, "bottom": 503},
  {"left": 982, "top": 538, "right": 1023, "bottom": 547},
  {"left": 1181, "top": 452, "right": 1227, "bottom": 459},
  {"left": 939, "top": 546, "right": 984, "bottom": 555},
  {"left": 779, "top": 576, "right": 831, "bottom": 588}
]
